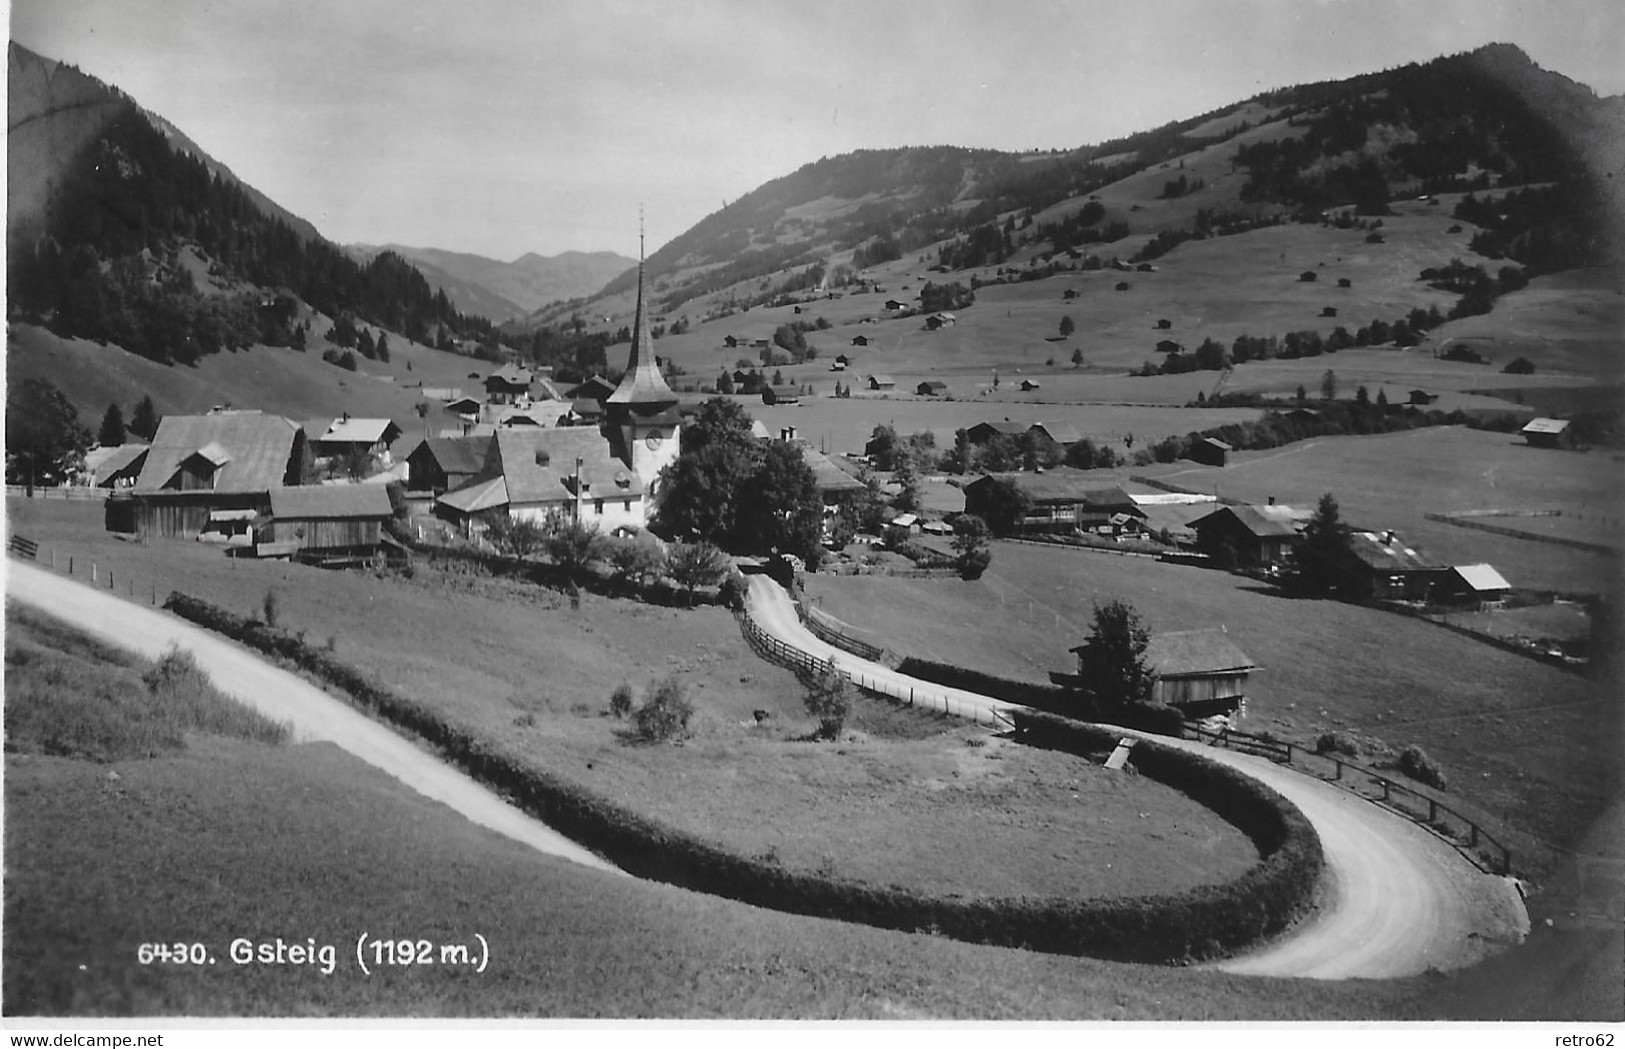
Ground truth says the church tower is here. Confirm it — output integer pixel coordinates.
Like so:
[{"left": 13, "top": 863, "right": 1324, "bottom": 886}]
[{"left": 605, "top": 226, "right": 681, "bottom": 494}]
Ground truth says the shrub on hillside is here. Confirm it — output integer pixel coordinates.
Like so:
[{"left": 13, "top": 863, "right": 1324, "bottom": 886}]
[
  {"left": 1398, "top": 744, "right": 1447, "bottom": 790},
  {"left": 609, "top": 682, "right": 634, "bottom": 719},
  {"left": 803, "top": 657, "right": 851, "bottom": 741},
  {"left": 632, "top": 676, "right": 694, "bottom": 742},
  {"left": 1315, "top": 731, "right": 1359, "bottom": 757}
]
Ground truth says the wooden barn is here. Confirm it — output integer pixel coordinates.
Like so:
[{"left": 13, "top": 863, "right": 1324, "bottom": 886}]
[
  {"left": 121, "top": 411, "right": 303, "bottom": 539},
  {"left": 763, "top": 385, "right": 802, "bottom": 405},
  {"left": 916, "top": 380, "right": 949, "bottom": 397},
  {"left": 306, "top": 416, "right": 404, "bottom": 463},
  {"left": 1190, "top": 436, "right": 1232, "bottom": 467},
  {"left": 404, "top": 435, "right": 492, "bottom": 496},
  {"left": 1521, "top": 417, "right": 1573, "bottom": 449},
  {"left": 1142, "top": 629, "right": 1256, "bottom": 718},
  {"left": 257, "top": 485, "right": 395, "bottom": 562},
  {"left": 963, "top": 471, "right": 1144, "bottom": 535},
  {"left": 1342, "top": 530, "right": 1448, "bottom": 601}
]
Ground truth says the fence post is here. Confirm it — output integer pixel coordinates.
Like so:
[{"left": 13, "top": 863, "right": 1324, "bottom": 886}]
[
  {"left": 1284, "top": 742, "right": 1293, "bottom": 764},
  {"left": 1381, "top": 779, "right": 1391, "bottom": 802},
  {"left": 1428, "top": 798, "right": 1437, "bottom": 824},
  {"left": 1469, "top": 823, "right": 1479, "bottom": 848},
  {"left": 1501, "top": 846, "right": 1511, "bottom": 875},
  {"left": 92, "top": 563, "right": 97, "bottom": 584},
  {"left": 69, "top": 556, "right": 74, "bottom": 574},
  {"left": 1334, "top": 759, "right": 1343, "bottom": 781},
  {"left": 51, "top": 549, "right": 56, "bottom": 570}
]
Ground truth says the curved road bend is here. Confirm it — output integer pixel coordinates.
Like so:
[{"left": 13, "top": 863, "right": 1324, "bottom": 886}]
[
  {"left": 6, "top": 561, "right": 624, "bottom": 877},
  {"left": 747, "top": 576, "right": 1529, "bottom": 979}
]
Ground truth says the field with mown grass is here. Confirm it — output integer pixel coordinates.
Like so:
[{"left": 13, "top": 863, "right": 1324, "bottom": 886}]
[
  {"left": 2, "top": 498, "right": 1252, "bottom": 902},
  {"left": 8, "top": 548, "right": 1620, "bottom": 1019},
  {"left": 803, "top": 538, "right": 1621, "bottom": 878},
  {"left": 1133, "top": 424, "right": 1623, "bottom": 594}
]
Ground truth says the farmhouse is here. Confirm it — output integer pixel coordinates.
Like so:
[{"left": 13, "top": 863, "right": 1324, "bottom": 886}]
[
  {"left": 965, "top": 421, "right": 1026, "bottom": 444},
  {"left": 119, "top": 410, "right": 303, "bottom": 539},
  {"left": 443, "top": 395, "right": 484, "bottom": 418},
  {"left": 565, "top": 375, "right": 617, "bottom": 402},
  {"left": 485, "top": 364, "right": 535, "bottom": 404},
  {"left": 924, "top": 312, "right": 956, "bottom": 330},
  {"left": 800, "top": 446, "right": 866, "bottom": 501},
  {"left": 883, "top": 299, "right": 910, "bottom": 312},
  {"left": 763, "top": 385, "right": 802, "bottom": 406},
  {"left": 1019, "top": 379, "right": 1041, "bottom": 391},
  {"left": 256, "top": 484, "right": 396, "bottom": 563},
  {"left": 1521, "top": 417, "right": 1573, "bottom": 449},
  {"left": 80, "top": 444, "right": 149, "bottom": 489},
  {"left": 1028, "top": 421, "right": 1081, "bottom": 446},
  {"left": 849, "top": 336, "right": 868, "bottom": 347},
  {"left": 1156, "top": 339, "right": 1183, "bottom": 354},
  {"left": 1407, "top": 390, "right": 1439, "bottom": 406},
  {"left": 1190, "top": 504, "right": 1308, "bottom": 569},
  {"left": 963, "top": 471, "right": 1144, "bottom": 534},
  {"left": 867, "top": 374, "right": 896, "bottom": 391},
  {"left": 306, "top": 416, "right": 403, "bottom": 462},
  {"left": 566, "top": 398, "right": 605, "bottom": 425},
  {"left": 1342, "top": 530, "right": 1447, "bottom": 601},
  {"left": 404, "top": 435, "right": 492, "bottom": 496},
  {"left": 916, "top": 380, "right": 949, "bottom": 397}
]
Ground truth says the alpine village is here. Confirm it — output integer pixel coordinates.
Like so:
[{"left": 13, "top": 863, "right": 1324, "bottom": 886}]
[{"left": 5, "top": 34, "right": 1623, "bottom": 1022}]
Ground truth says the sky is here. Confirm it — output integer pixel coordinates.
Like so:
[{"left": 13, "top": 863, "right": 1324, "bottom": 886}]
[{"left": 11, "top": 0, "right": 1625, "bottom": 261}]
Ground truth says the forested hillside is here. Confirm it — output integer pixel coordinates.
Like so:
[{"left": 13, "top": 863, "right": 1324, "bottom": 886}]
[{"left": 6, "top": 43, "right": 496, "bottom": 368}]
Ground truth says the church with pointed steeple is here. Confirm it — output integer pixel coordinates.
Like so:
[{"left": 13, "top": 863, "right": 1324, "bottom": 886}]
[
  {"left": 605, "top": 230, "right": 682, "bottom": 495},
  {"left": 431, "top": 224, "right": 683, "bottom": 536}
]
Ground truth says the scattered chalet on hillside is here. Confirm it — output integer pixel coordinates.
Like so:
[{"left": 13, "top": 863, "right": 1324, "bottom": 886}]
[
  {"left": 1521, "top": 417, "right": 1573, "bottom": 449},
  {"left": 1341, "top": 530, "right": 1447, "bottom": 601},
  {"left": 113, "top": 410, "right": 303, "bottom": 539},
  {"left": 964, "top": 420, "right": 1027, "bottom": 445},
  {"left": 763, "top": 385, "right": 802, "bottom": 406},
  {"left": 963, "top": 471, "right": 1144, "bottom": 535},
  {"left": 867, "top": 374, "right": 896, "bottom": 391},
  {"left": 1191, "top": 504, "right": 1310, "bottom": 569},
  {"left": 916, "top": 380, "right": 948, "bottom": 397},
  {"left": 305, "top": 416, "right": 403, "bottom": 463},
  {"left": 1054, "top": 627, "right": 1257, "bottom": 720},
  {"left": 1443, "top": 563, "right": 1514, "bottom": 607},
  {"left": 1191, "top": 437, "right": 1232, "bottom": 467}
]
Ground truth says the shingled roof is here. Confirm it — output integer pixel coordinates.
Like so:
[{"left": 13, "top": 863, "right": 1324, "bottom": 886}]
[
  {"left": 491, "top": 428, "right": 640, "bottom": 506},
  {"left": 1143, "top": 629, "right": 1256, "bottom": 678},
  {"left": 1192, "top": 504, "right": 1307, "bottom": 538},
  {"left": 134, "top": 411, "right": 300, "bottom": 494},
  {"left": 268, "top": 485, "right": 393, "bottom": 520}
]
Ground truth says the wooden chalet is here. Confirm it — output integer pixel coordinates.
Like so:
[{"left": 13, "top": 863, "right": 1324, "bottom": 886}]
[
  {"left": 964, "top": 420, "right": 1027, "bottom": 445},
  {"left": 1341, "top": 531, "right": 1448, "bottom": 601},
  {"left": 763, "top": 385, "right": 802, "bottom": 405},
  {"left": 1190, "top": 504, "right": 1308, "bottom": 569},
  {"left": 867, "top": 374, "right": 896, "bottom": 391},
  {"left": 565, "top": 375, "right": 617, "bottom": 403},
  {"left": 256, "top": 484, "right": 395, "bottom": 562},
  {"left": 404, "top": 435, "right": 492, "bottom": 496},
  {"left": 485, "top": 364, "right": 535, "bottom": 404},
  {"left": 916, "top": 380, "right": 949, "bottom": 397},
  {"left": 963, "top": 471, "right": 1145, "bottom": 535},
  {"left": 81, "top": 444, "right": 149, "bottom": 489},
  {"left": 307, "top": 417, "right": 403, "bottom": 462},
  {"left": 1028, "top": 421, "right": 1081, "bottom": 446},
  {"left": 1019, "top": 379, "right": 1041, "bottom": 391},
  {"left": 116, "top": 411, "right": 303, "bottom": 539}
]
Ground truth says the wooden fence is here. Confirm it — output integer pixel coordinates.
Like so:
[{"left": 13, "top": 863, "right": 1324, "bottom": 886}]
[
  {"left": 5, "top": 484, "right": 108, "bottom": 501},
  {"left": 7, "top": 533, "right": 39, "bottom": 559},
  {"left": 1186, "top": 722, "right": 1515, "bottom": 876},
  {"left": 734, "top": 606, "right": 1004, "bottom": 727}
]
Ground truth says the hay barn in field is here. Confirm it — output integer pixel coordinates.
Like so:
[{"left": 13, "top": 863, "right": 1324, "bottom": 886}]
[{"left": 117, "top": 410, "right": 303, "bottom": 539}]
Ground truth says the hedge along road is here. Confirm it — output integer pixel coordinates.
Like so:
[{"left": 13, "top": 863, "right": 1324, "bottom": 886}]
[
  {"left": 5, "top": 561, "right": 625, "bottom": 878},
  {"left": 744, "top": 575, "right": 1531, "bottom": 980}
]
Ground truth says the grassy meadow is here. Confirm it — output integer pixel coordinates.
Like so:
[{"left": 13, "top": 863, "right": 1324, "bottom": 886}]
[
  {"left": 804, "top": 538, "right": 1621, "bottom": 877},
  {"left": 7, "top": 520, "right": 1620, "bottom": 1018},
  {"left": 2, "top": 498, "right": 1252, "bottom": 902}
]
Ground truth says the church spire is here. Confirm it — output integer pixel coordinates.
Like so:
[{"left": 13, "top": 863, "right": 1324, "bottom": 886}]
[{"left": 607, "top": 214, "right": 676, "bottom": 408}]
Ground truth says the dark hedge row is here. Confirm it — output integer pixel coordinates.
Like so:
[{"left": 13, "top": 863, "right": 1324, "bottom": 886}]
[
  {"left": 1012, "top": 709, "right": 1325, "bottom": 952},
  {"left": 164, "top": 591, "right": 1321, "bottom": 964}
]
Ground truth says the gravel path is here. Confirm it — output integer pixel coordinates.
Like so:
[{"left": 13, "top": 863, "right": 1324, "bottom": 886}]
[{"left": 6, "top": 561, "right": 624, "bottom": 877}]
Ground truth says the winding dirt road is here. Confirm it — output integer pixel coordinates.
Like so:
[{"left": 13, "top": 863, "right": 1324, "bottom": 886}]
[
  {"left": 5, "top": 561, "right": 624, "bottom": 877},
  {"left": 745, "top": 575, "right": 1530, "bottom": 979}
]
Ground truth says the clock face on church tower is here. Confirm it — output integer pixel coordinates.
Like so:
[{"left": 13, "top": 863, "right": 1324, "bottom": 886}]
[{"left": 644, "top": 430, "right": 664, "bottom": 450}]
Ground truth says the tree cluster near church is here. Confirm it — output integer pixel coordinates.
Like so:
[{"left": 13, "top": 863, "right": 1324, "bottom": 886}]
[{"left": 653, "top": 398, "right": 824, "bottom": 566}]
